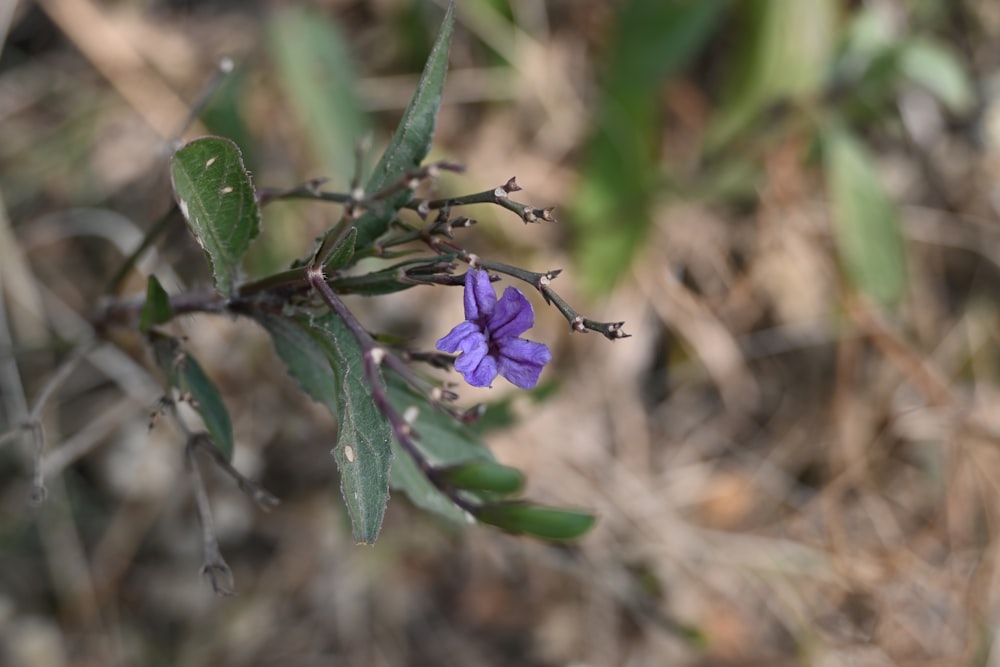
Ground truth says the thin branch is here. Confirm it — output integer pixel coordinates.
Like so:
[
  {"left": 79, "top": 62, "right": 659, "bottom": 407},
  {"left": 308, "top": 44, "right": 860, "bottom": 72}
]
[
  {"left": 159, "top": 395, "right": 279, "bottom": 512},
  {"left": 97, "top": 288, "right": 228, "bottom": 329},
  {"left": 170, "top": 57, "right": 236, "bottom": 146},
  {"left": 185, "top": 438, "right": 234, "bottom": 596},
  {"left": 375, "top": 215, "right": 477, "bottom": 252},
  {"left": 417, "top": 176, "right": 557, "bottom": 223},
  {"left": 41, "top": 401, "right": 135, "bottom": 478},
  {"left": 257, "top": 160, "right": 463, "bottom": 208},
  {"left": 0, "top": 338, "right": 97, "bottom": 503},
  {"left": 104, "top": 204, "right": 181, "bottom": 296},
  {"left": 189, "top": 433, "right": 280, "bottom": 511},
  {"left": 258, "top": 172, "right": 553, "bottom": 228},
  {"left": 27, "top": 339, "right": 96, "bottom": 424}
]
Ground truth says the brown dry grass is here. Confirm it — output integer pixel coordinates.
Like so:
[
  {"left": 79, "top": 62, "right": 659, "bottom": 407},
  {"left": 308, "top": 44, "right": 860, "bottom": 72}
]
[{"left": 4, "top": 1, "right": 1000, "bottom": 666}]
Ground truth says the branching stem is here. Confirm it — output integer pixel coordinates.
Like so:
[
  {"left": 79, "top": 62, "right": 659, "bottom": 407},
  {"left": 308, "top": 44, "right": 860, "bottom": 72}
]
[
  {"left": 307, "top": 267, "right": 476, "bottom": 514},
  {"left": 429, "top": 241, "right": 630, "bottom": 340}
]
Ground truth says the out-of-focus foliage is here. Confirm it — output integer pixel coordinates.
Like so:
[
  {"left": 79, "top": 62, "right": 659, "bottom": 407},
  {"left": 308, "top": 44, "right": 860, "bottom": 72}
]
[
  {"left": 268, "top": 8, "right": 368, "bottom": 185},
  {"left": 825, "top": 126, "right": 907, "bottom": 307},
  {"left": 571, "top": 0, "right": 728, "bottom": 295},
  {"left": 570, "top": 0, "right": 975, "bottom": 303}
]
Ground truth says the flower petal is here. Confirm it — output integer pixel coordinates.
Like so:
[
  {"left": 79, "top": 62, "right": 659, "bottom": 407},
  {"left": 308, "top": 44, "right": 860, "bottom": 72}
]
[
  {"left": 488, "top": 287, "right": 535, "bottom": 340},
  {"left": 436, "top": 321, "right": 485, "bottom": 354},
  {"left": 496, "top": 338, "right": 551, "bottom": 389},
  {"left": 455, "top": 338, "right": 498, "bottom": 387},
  {"left": 463, "top": 269, "right": 496, "bottom": 323}
]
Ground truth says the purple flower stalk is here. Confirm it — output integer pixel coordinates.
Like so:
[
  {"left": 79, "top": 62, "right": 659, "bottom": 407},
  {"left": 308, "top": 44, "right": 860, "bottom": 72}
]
[{"left": 437, "top": 269, "right": 552, "bottom": 389}]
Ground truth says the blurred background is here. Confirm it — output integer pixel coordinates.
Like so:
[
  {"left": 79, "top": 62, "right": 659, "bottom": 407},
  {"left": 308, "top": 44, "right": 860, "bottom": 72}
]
[{"left": 3, "top": 0, "right": 1000, "bottom": 664}]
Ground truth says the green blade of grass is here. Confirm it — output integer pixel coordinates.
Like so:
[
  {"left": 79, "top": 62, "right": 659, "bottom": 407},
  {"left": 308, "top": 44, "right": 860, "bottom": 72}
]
[
  {"left": 825, "top": 127, "right": 907, "bottom": 308},
  {"left": 352, "top": 1, "right": 455, "bottom": 250}
]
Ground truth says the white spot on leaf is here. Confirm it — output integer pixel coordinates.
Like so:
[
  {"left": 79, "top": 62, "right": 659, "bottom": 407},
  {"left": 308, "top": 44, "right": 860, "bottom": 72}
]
[
  {"left": 219, "top": 185, "right": 234, "bottom": 195},
  {"left": 179, "top": 199, "right": 189, "bottom": 219},
  {"left": 344, "top": 445, "right": 355, "bottom": 463},
  {"left": 403, "top": 405, "right": 419, "bottom": 424},
  {"left": 205, "top": 156, "right": 217, "bottom": 168}
]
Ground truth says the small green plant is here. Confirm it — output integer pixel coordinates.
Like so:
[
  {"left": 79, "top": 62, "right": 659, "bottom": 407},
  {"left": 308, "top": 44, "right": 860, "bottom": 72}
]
[{"left": 4, "top": 2, "right": 626, "bottom": 594}]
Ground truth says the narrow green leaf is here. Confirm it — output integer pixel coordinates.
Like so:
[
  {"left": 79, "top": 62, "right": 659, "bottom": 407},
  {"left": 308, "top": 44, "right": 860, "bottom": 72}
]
[
  {"left": 178, "top": 355, "right": 235, "bottom": 462},
  {"left": 353, "top": 1, "right": 455, "bottom": 250},
  {"left": 252, "top": 312, "right": 338, "bottom": 414},
  {"left": 139, "top": 275, "right": 173, "bottom": 332},
  {"left": 268, "top": 9, "right": 367, "bottom": 183},
  {"left": 387, "top": 382, "right": 492, "bottom": 523},
  {"left": 307, "top": 314, "right": 393, "bottom": 544},
  {"left": 900, "top": 38, "right": 974, "bottom": 114},
  {"left": 255, "top": 311, "right": 395, "bottom": 543},
  {"left": 324, "top": 227, "right": 358, "bottom": 272},
  {"left": 475, "top": 502, "right": 596, "bottom": 540},
  {"left": 150, "top": 334, "right": 235, "bottom": 461},
  {"left": 825, "top": 128, "right": 907, "bottom": 307},
  {"left": 436, "top": 461, "right": 524, "bottom": 495},
  {"left": 170, "top": 137, "right": 261, "bottom": 296},
  {"left": 708, "top": 0, "right": 837, "bottom": 149},
  {"left": 571, "top": 0, "right": 727, "bottom": 294},
  {"left": 326, "top": 255, "right": 448, "bottom": 296}
]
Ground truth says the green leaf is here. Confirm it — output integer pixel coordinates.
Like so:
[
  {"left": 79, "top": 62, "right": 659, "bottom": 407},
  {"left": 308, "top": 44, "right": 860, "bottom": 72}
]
[
  {"left": 825, "top": 128, "right": 907, "bottom": 308},
  {"left": 255, "top": 311, "right": 393, "bottom": 543},
  {"left": 150, "top": 334, "right": 235, "bottom": 461},
  {"left": 324, "top": 227, "right": 358, "bottom": 272},
  {"left": 170, "top": 137, "right": 261, "bottom": 296},
  {"left": 387, "top": 381, "right": 493, "bottom": 523},
  {"left": 899, "top": 38, "right": 974, "bottom": 114},
  {"left": 475, "top": 502, "right": 596, "bottom": 540},
  {"left": 139, "top": 275, "right": 173, "bottom": 332},
  {"left": 252, "top": 312, "right": 338, "bottom": 414},
  {"left": 436, "top": 461, "right": 524, "bottom": 495},
  {"left": 326, "top": 256, "right": 450, "bottom": 296},
  {"left": 268, "top": 9, "right": 368, "bottom": 183},
  {"left": 708, "top": 0, "right": 838, "bottom": 149},
  {"left": 304, "top": 314, "right": 394, "bottom": 544},
  {"left": 352, "top": 1, "right": 455, "bottom": 250},
  {"left": 177, "top": 356, "right": 235, "bottom": 462},
  {"left": 571, "top": 0, "right": 727, "bottom": 294}
]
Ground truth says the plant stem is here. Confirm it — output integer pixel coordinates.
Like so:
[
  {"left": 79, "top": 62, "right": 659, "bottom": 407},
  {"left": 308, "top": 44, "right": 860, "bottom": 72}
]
[{"left": 306, "top": 267, "right": 476, "bottom": 513}]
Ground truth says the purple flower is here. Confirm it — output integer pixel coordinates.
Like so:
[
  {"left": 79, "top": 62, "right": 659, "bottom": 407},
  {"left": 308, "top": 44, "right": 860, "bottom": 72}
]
[{"left": 436, "top": 269, "right": 552, "bottom": 389}]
